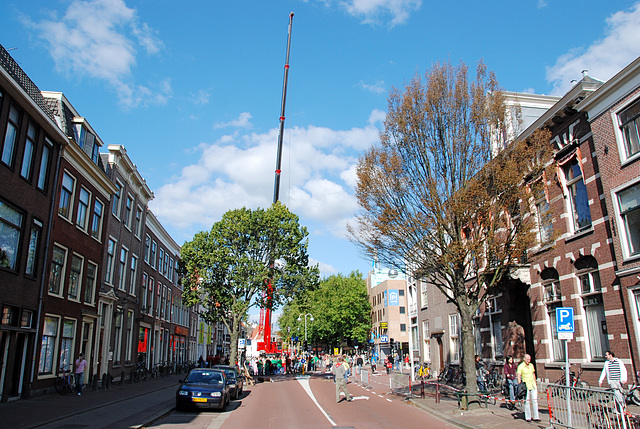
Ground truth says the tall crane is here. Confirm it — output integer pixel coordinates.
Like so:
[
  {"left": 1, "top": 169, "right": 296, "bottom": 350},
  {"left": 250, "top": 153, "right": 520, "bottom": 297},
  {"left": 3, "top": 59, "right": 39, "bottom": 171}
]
[{"left": 257, "top": 12, "right": 294, "bottom": 355}]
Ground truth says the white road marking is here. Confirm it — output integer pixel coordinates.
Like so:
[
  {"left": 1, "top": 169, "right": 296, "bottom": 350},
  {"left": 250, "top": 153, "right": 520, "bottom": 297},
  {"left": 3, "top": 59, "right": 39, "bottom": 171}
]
[
  {"left": 351, "top": 396, "right": 370, "bottom": 401},
  {"left": 297, "top": 376, "right": 337, "bottom": 427},
  {"left": 386, "top": 398, "right": 392, "bottom": 402}
]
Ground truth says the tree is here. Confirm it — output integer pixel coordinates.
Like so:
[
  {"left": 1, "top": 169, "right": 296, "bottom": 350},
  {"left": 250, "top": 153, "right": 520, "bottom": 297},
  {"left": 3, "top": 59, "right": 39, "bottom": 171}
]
[
  {"left": 280, "top": 271, "right": 371, "bottom": 353},
  {"left": 180, "top": 202, "right": 319, "bottom": 366},
  {"left": 348, "top": 60, "right": 552, "bottom": 394}
]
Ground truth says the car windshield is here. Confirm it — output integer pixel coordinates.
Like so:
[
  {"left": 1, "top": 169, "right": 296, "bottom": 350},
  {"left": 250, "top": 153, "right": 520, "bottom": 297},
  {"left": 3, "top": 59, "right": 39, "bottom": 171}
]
[{"left": 186, "top": 371, "right": 224, "bottom": 385}]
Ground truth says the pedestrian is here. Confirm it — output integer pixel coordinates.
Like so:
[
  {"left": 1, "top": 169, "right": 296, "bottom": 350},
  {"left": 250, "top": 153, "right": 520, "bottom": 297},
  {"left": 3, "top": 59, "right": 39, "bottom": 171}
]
[
  {"left": 599, "top": 350, "right": 628, "bottom": 409},
  {"left": 342, "top": 355, "right": 350, "bottom": 383},
  {"left": 74, "top": 352, "right": 88, "bottom": 396},
  {"left": 371, "top": 354, "right": 377, "bottom": 373},
  {"left": 356, "top": 354, "right": 363, "bottom": 375},
  {"left": 332, "top": 357, "right": 353, "bottom": 403},
  {"left": 387, "top": 355, "right": 393, "bottom": 374},
  {"left": 503, "top": 355, "right": 518, "bottom": 401},
  {"left": 516, "top": 354, "right": 540, "bottom": 422},
  {"left": 198, "top": 355, "right": 205, "bottom": 368},
  {"left": 475, "top": 355, "right": 487, "bottom": 391}
]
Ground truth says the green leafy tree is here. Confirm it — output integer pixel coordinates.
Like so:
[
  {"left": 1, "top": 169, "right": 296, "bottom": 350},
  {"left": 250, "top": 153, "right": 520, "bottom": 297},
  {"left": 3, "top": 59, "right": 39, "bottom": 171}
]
[
  {"left": 280, "top": 271, "right": 371, "bottom": 353},
  {"left": 349, "top": 60, "right": 552, "bottom": 395},
  {"left": 180, "top": 202, "right": 319, "bottom": 365}
]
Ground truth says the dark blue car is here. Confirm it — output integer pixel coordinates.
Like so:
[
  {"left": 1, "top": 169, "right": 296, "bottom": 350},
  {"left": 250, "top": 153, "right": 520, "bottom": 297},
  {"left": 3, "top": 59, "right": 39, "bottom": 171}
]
[{"left": 176, "top": 369, "right": 230, "bottom": 411}]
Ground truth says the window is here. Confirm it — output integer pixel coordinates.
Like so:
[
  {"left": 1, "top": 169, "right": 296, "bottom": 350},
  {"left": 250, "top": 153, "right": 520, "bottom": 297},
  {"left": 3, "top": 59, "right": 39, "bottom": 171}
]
[
  {"left": 124, "top": 195, "right": 133, "bottom": 229},
  {"left": 169, "top": 258, "right": 174, "bottom": 282},
  {"left": 2, "top": 104, "right": 20, "bottom": 166},
  {"left": 151, "top": 241, "right": 157, "bottom": 268},
  {"left": 39, "top": 316, "right": 59, "bottom": 374},
  {"left": 118, "top": 247, "right": 128, "bottom": 290},
  {"left": 142, "top": 272, "right": 149, "bottom": 310},
  {"left": 21, "top": 122, "right": 37, "bottom": 180},
  {"left": 76, "top": 188, "right": 90, "bottom": 230},
  {"left": 541, "top": 268, "right": 561, "bottom": 303},
  {"left": 400, "top": 306, "right": 406, "bottom": 314},
  {"left": 58, "top": 172, "right": 75, "bottom": 220},
  {"left": 420, "top": 280, "right": 428, "bottom": 309},
  {"left": 105, "top": 239, "right": 116, "bottom": 284},
  {"left": 90, "top": 199, "right": 104, "bottom": 240},
  {"left": 618, "top": 98, "right": 640, "bottom": 159},
  {"left": 37, "top": 140, "right": 52, "bottom": 190},
  {"left": 113, "top": 312, "right": 122, "bottom": 365},
  {"left": 159, "top": 248, "right": 164, "bottom": 274},
  {"left": 135, "top": 207, "right": 143, "bottom": 238},
  {"left": 112, "top": 182, "right": 122, "bottom": 218},
  {"left": 129, "top": 255, "right": 138, "bottom": 295},
  {"left": 125, "top": 310, "right": 134, "bottom": 363},
  {"left": 617, "top": 183, "right": 640, "bottom": 257},
  {"left": 547, "top": 304, "right": 566, "bottom": 362},
  {"left": 164, "top": 253, "right": 169, "bottom": 277},
  {"left": 449, "top": 314, "right": 460, "bottom": 363},
  {"left": 148, "top": 276, "right": 154, "bottom": 315},
  {"left": 400, "top": 323, "right": 406, "bottom": 332},
  {"left": 49, "top": 245, "right": 67, "bottom": 295},
  {"left": 533, "top": 180, "right": 553, "bottom": 245},
  {"left": 0, "top": 200, "right": 23, "bottom": 271},
  {"left": 144, "top": 234, "right": 151, "bottom": 263},
  {"left": 576, "top": 256, "right": 608, "bottom": 360},
  {"left": 68, "top": 254, "right": 83, "bottom": 300},
  {"left": 60, "top": 320, "right": 76, "bottom": 371},
  {"left": 84, "top": 262, "right": 97, "bottom": 305},
  {"left": 25, "top": 222, "right": 41, "bottom": 276},
  {"left": 422, "top": 320, "right": 430, "bottom": 362},
  {"left": 564, "top": 158, "right": 591, "bottom": 231}
]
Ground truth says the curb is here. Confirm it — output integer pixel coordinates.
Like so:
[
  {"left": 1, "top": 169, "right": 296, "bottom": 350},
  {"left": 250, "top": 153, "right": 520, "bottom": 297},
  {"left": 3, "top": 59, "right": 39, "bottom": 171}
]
[{"left": 407, "top": 398, "right": 482, "bottom": 429}]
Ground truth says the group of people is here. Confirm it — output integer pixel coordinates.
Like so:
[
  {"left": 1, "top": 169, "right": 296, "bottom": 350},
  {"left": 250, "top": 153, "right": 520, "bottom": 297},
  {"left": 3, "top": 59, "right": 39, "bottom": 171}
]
[{"left": 496, "top": 350, "right": 627, "bottom": 422}]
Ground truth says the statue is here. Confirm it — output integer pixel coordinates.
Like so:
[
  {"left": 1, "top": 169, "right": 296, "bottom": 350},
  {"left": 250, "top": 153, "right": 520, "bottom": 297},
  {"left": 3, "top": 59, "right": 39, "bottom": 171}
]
[{"left": 503, "top": 321, "right": 526, "bottom": 359}]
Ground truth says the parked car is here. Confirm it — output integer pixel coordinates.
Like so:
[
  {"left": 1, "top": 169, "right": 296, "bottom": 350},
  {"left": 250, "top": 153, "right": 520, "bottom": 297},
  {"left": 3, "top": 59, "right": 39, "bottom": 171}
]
[
  {"left": 213, "top": 365, "right": 244, "bottom": 399},
  {"left": 176, "top": 368, "right": 230, "bottom": 411}
]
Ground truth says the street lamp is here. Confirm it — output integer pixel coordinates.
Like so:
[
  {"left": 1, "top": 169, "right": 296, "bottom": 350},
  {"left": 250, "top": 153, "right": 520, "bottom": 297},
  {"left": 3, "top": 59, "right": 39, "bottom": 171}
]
[{"left": 297, "top": 313, "right": 314, "bottom": 342}]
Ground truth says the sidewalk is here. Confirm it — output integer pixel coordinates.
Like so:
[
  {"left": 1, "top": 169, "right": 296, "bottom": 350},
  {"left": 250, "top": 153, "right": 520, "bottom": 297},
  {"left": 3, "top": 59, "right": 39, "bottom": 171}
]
[{"left": 0, "top": 374, "right": 181, "bottom": 428}]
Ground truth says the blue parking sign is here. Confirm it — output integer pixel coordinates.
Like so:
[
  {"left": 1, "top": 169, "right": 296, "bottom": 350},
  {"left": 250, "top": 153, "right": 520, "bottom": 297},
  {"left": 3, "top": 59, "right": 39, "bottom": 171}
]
[{"left": 556, "top": 307, "right": 574, "bottom": 333}]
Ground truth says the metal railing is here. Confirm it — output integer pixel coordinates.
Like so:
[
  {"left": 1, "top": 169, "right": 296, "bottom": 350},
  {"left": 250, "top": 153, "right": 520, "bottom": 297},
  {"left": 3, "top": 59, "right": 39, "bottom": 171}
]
[{"left": 547, "top": 384, "right": 636, "bottom": 429}]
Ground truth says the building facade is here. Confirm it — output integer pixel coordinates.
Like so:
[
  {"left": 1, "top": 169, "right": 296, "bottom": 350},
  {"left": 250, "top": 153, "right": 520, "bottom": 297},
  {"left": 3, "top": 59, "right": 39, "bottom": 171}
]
[{"left": 0, "top": 45, "right": 66, "bottom": 400}]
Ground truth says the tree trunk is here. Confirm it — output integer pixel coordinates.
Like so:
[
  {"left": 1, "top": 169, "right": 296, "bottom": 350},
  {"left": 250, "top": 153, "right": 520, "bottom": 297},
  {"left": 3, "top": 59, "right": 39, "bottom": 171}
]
[
  {"left": 460, "top": 303, "right": 479, "bottom": 395},
  {"left": 228, "top": 314, "right": 240, "bottom": 367}
]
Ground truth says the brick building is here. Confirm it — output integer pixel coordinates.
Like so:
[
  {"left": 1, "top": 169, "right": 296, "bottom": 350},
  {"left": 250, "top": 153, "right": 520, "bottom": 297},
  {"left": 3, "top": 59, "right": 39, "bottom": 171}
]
[
  {"left": 0, "top": 45, "right": 66, "bottom": 400},
  {"left": 580, "top": 56, "right": 640, "bottom": 375}
]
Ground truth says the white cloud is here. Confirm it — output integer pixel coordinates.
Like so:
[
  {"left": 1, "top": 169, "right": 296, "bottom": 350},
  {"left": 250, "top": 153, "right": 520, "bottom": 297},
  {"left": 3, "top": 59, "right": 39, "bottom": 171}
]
[
  {"left": 342, "top": 0, "right": 422, "bottom": 26},
  {"left": 358, "top": 79, "right": 386, "bottom": 93},
  {"left": 150, "top": 113, "right": 382, "bottom": 242},
  {"left": 309, "top": 258, "right": 338, "bottom": 278},
  {"left": 214, "top": 112, "right": 253, "bottom": 129},
  {"left": 546, "top": 3, "right": 640, "bottom": 95},
  {"left": 313, "top": 0, "right": 421, "bottom": 26},
  {"left": 25, "top": 0, "right": 166, "bottom": 107}
]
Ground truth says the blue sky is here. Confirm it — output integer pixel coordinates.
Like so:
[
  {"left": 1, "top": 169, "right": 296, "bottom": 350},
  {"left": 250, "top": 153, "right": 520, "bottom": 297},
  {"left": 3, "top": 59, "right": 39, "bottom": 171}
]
[{"left": 2, "top": 0, "right": 640, "bottom": 280}]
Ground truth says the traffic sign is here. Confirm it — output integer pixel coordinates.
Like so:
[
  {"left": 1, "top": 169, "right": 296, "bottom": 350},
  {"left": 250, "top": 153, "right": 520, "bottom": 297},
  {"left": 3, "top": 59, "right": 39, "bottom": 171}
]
[{"left": 556, "top": 307, "right": 574, "bottom": 340}]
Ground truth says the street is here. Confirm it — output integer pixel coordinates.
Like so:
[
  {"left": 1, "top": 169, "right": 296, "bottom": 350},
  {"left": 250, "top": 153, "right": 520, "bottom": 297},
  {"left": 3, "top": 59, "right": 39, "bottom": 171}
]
[{"left": 147, "top": 373, "right": 455, "bottom": 429}]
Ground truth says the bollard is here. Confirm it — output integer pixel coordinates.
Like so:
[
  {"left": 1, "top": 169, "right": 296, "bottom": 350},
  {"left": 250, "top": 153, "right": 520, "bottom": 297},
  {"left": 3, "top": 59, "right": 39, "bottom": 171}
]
[
  {"left": 120, "top": 371, "right": 125, "bottom": 385},
  {"left": 421, "top": 379, "right": 425, "bottom": 399},
  {"left": 436, "top": 382, "right": 440, "bottom": 403}
]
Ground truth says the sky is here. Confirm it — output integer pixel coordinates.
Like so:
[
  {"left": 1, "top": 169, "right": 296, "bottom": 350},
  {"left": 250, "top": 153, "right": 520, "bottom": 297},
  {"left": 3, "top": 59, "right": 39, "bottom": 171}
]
[{"left": 2, "top": 0, "right": 640, "bottom": 282}]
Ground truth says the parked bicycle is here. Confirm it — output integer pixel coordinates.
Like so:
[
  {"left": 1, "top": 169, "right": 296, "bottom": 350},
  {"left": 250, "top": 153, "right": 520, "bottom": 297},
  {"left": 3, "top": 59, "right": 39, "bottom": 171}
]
[
  {"left": 553, "top": 363, "right": 590, "bottom": 399},
  {"left": 626, "top": 370, "right": 640, "bottom": 406},
  {"left": 485, "top": 364, "right": 504, "bottom": 391},
  {"left": 132, "top": 361, "right": 147, "bottom": 382},
  {"left": 55, "top": 365, "right": 76, "bottom": 395}
]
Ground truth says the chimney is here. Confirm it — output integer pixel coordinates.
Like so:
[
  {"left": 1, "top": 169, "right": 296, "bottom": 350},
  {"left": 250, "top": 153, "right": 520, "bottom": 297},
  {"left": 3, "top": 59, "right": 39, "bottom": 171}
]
[{"left": 582, "top": 69, "right": 589, "bottom": 78}]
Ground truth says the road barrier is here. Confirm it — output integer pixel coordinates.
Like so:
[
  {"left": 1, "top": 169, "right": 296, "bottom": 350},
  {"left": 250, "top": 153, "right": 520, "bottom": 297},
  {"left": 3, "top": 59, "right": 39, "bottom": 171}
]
[{"left": 547, "top": 384, "right": 638, "bottom": 429}]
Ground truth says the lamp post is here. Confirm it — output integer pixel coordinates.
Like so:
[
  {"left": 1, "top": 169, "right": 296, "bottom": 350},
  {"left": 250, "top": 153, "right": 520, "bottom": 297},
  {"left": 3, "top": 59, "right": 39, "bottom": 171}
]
[{"left": 297, "top": 313, "right": 314, "bottom": 342}]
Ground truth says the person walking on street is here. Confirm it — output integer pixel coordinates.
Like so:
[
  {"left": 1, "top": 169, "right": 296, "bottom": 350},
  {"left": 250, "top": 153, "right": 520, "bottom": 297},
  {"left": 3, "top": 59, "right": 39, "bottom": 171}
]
[
  {"left": 342, "top": 355, "right": 350, "bottom": 383},
  {"left": 332, "top": 357, "right": 353, "bottom": 403},
  {"left": 599, "top": 350, "right": 628, "bottom": 409},
  {"left": 517, "top": 354, "right": 540, "bottom": 422},
  {"left": 475, "top": 355, "right": 487, "bottom": 391},
  {"left": 74, "top": 353, "right": 88, "bottom": 396},
  {"left": 503, "top": 355, "right": 518, "bottom": 401}
]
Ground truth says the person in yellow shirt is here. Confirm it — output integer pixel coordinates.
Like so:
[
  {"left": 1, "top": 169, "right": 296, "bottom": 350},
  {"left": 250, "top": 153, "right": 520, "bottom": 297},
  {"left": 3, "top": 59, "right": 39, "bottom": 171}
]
[{"left": 516, "top": 354, "right": 540, "bottom": 422}]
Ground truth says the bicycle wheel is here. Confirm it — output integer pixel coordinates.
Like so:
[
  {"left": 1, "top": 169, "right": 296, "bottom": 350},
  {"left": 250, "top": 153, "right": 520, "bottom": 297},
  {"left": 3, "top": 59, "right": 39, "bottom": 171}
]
[
  {"left": 630, "top": 388, "right": 640, "bottom": 406},
  {"left": 133, "top": 369, "right": 140, "bottom": 382},
  {"left": 55, "top": 376, "right": 68, "bottom": 394}
]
